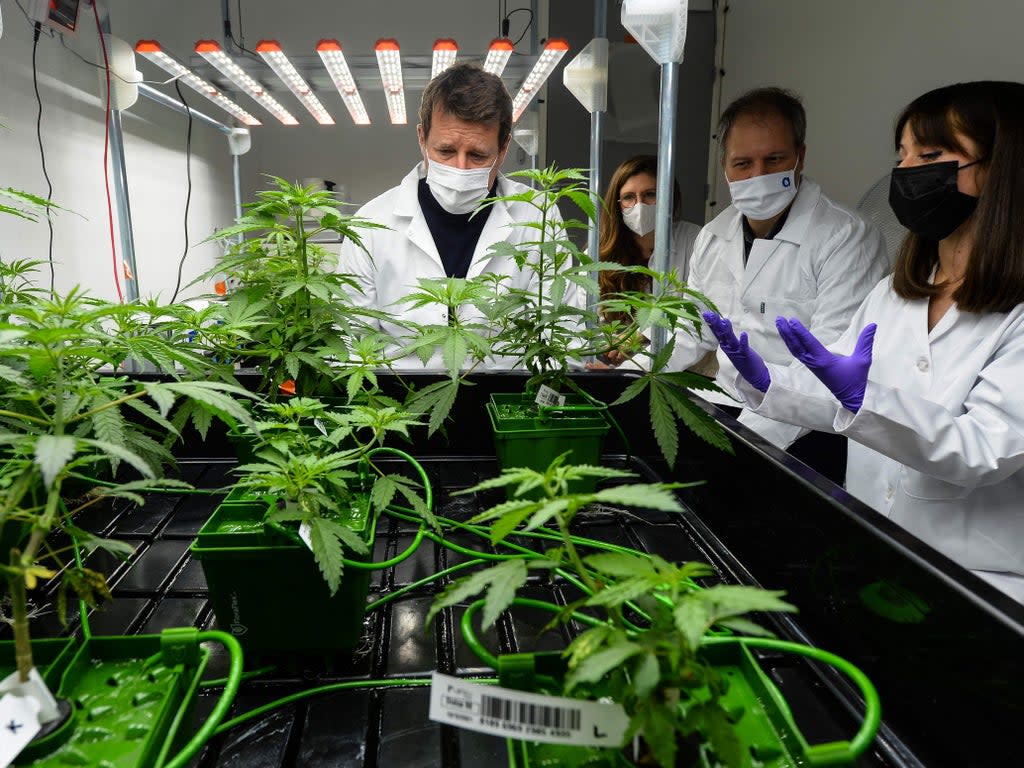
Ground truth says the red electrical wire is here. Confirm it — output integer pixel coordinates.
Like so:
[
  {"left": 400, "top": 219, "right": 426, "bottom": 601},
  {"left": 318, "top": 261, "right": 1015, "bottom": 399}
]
[{"left": 91, "top": 1, "right": 124, "bottom": 303}]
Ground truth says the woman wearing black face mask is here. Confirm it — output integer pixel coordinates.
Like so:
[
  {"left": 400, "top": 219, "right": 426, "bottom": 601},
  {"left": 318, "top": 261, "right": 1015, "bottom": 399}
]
[{"left": 702, "top": 81, "right": 1024, "bottom": 605}]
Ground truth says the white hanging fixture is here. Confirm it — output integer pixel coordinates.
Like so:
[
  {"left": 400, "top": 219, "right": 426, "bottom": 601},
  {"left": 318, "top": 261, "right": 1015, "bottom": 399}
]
[
  {"left": 431, "top": 38, "right": 458, "bottom": 79},
  {"left": 621, "top": 0, "right": 689, "bottom": 64},
  {"left": 195, "top": 39, "right": 299, "bottom": 125},
  {"left": 374, "top": 38, "right": 406, "bottom": 125},
  {"left": 316, "top": 40, "right": 370, "bottom": 125},
  {"left": 511, "top": 38, "right": 569, "bottom": 122},
  {"left": 134, "top": 40, "right": 261, "bottom": 126},
  {"left": 482, "top": 37, "right": 514, "bottom": 76},
  {"left": 255, "top": 40, "right": 334, "bottom": 125}
]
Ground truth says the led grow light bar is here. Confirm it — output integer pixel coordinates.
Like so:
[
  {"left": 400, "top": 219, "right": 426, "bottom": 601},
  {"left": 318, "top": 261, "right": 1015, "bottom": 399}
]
[
  {"left": 482, "top": 38, "right": 514, "bottom": 76},
  {"left": 255, "top": 40, "right": 333, "bottom": 125},
  {"left": 511, "top": 38, "right": 569, "bottom": 121},
  {"left": 374, "top": 38, "right": 406, "bottom": 124},
  {"left": 135, "top": 40, "right": 261, "bottom": 126},
  {"left": 195, "top": 39, "right": 298, "bottom": 125},
  {"left": 431, "top": 38, "right": 458, "bottom": 79},
  {"left": 315, "top": 40, "right": 370, "bottom": 125}
]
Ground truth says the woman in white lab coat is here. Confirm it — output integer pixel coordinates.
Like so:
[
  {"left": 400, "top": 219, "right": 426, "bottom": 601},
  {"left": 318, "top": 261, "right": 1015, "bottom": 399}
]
[
  {"left": 592, "top": 155, "right": 701, "bottom": 366},
  {"left": 706, "top": 81, "right": 1024, "bottom": 603}
]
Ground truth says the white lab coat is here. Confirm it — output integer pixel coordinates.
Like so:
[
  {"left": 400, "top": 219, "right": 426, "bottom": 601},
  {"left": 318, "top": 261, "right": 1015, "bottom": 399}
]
[
  {"left": 674, "top": 178, "right": 890, "bottom": 447},
  {"left": 735, "top": 275, "right": 1024, "bottom": 602},
  {"left": 339, "top": 164, "right": 556, "bottom": 369}
]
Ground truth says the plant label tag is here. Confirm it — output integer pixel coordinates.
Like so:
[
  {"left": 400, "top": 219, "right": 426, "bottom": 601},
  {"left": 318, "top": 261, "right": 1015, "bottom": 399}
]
[
  {"left": 298, "top": 521, "right": 314, "bottom": 552},
  {"left": 428, "top": 672, "right": 628, "bottom": 748},
  {"left": 534, "top": 385, "right": 566, "bottom": 408},
  {"left": 313, "top": 418, "right": 328, "bottom": 436},
  {"left": 0, "top": 694, "right": 42, "bottom": 767}
]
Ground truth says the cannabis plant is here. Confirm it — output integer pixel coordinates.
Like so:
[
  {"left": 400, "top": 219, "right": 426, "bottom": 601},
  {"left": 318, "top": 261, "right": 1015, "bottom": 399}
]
[
  {"left": 399, "top": 166, "right": 730, "bottom": 465},
  {"left": 194, "top": 176, "right": 390, "bottom": 398},
  {"left": 230, "top": 396, "right": 436, "bottom": 595},
  {"left": 428, "top": 455, "right": 796, "bottom": 767},
  {"left": 0, "top": 275, "right": 258, "bottom": 684}
]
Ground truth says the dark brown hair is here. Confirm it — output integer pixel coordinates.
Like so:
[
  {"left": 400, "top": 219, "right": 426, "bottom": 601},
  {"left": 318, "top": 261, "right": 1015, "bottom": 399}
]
[
  {"left": 598, "top": 155, "right": 680, "bottom": 316},
  {"left": 718, "top": 87, "right": 806, "bottom": 155},
  {"left": 419, "top": 62, "right": 512, "bottom": 150},
  {"left": 891, "top": 81, "right": 1024, "bottom": 312}
]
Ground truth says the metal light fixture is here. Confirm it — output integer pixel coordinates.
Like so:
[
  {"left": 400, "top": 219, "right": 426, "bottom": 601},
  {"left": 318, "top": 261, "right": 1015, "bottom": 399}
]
[
  {"left": 316, "top": 40, "right": 370, "bottom": 125},
  {"left": 431, "top": 38, "right": 458, "bottom": 79},
  {"left": 195, "top": 39, "right": 298, "bottom": 125},
  {"left": 511, "top": 38, "right": 569, "bottom": 121},
  {"left": 374, "top": 38, "right": 406, "bottom": 125},
  {"left": 255, "top": 40, "right": 334, "bottom": 125},
  {"left": 134, "top": 40, "right": 261, "bottom": 126},
  {"left": 483, "top": 38, "right": 514, "bottom": 76}
]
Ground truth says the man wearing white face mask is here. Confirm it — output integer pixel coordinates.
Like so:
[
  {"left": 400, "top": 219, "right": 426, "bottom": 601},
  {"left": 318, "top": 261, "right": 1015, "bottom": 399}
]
[
  {"left": 676, "top": 87, "right": 890, "bottom": 484},
  {"left": 341, "top": 62, "right": 555, "bottom": 368}
]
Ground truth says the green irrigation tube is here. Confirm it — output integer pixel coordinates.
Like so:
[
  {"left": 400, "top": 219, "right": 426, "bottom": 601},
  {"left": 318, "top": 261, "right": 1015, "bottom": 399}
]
[
  {"left": 158, "top": 630, "right": 244, "bottom": 768},
  {"left": 364, "top": 558, "right": 491, "bottom": 613},
  {"left": 338, "top": 446, "right": 434, "bottom": 571},
  {"left": 212, "top": 677, "right": 494, "bottom": 735},
  {"left": 460, "top": 598, "right": 881, "bottom": 765}
]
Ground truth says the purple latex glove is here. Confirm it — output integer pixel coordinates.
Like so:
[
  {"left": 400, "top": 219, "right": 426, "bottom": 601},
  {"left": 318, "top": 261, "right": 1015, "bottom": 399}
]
[
  {"left": 702, "top": 311, "right": 771, "bottom": 392},
  {"left": 775, "top": 317, "right": 876, "bottom": 412}
]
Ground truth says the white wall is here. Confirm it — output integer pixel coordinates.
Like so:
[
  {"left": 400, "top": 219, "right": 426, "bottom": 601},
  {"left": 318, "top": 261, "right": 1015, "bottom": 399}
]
[
  {"left": 713, "top": 0, "right": 1024, "bottom": 211},
  {"left": 0, "top": 0, "right": 235, "bottom": 302}
]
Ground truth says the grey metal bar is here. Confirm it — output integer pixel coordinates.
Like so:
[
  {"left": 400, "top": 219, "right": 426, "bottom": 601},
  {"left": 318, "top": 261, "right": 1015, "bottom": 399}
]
[
  {"left": 586, "top": 0, "right": 608, "bottom": 316},
  {"left": 650, "top": 61, "right": 680, "bottom": 353},
  {"left": 138, "top": 83, "right": 233, "bottom": 136},
  {"left": 233, "top": 154, "right": 243, "bottom": 227},
  {"left": 94, "top": 1, "right": 138, "bottom": 302}
]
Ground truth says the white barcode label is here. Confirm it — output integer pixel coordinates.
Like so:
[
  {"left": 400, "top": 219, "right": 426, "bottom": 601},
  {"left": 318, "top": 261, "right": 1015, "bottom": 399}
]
[
  {"left": 534, "top": 385, "right": 566, "bottom": 408},
  {"left": 428, "top": 672, "right": 628, "bottom": 747}
]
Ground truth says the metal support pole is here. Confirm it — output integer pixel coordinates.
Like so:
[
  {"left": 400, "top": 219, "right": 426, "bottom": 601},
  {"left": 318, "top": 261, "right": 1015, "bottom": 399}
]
[
  {"left": 650, "top": 61, "right": 680, "bottom": 353},
  {"left": 95, "top": 2, "right": 138, "bottom": 301},
  {"left": 138, "top": 83, "right": 233, "bottom": 135},
  {"left": 586, "top": 0, "right": 608, "bottom": 314},
  {"left": 233, "top": 155, "right": 243, "bottom": 224}
]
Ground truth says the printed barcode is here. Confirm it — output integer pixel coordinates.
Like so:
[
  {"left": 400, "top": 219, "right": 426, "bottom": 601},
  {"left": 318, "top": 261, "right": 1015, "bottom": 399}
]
[{"left": 480, "top": 694, "right": 582, "bottom": 731}]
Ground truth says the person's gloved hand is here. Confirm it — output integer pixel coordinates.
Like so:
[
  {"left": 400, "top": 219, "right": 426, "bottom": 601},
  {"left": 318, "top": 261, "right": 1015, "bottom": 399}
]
[
  {"left": 702, "top": 311, "right": 770, "bottom": 392},
  {"left": 775, "top": 317, "right": 876, "bottom": 412}
]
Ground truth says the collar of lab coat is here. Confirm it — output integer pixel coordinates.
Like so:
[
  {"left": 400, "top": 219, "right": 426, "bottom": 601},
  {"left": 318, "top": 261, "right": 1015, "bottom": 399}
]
[{"left": 707, "top": 177, "right": 823, "bottom": 246}]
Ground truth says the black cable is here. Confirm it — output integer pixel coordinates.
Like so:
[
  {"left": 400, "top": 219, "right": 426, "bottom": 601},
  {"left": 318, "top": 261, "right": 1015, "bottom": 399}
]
[
  {"left": 58, "top": 35, "right": 166, "bottom": 84},
  {"left": 506, "top": 7, "right": 534, "bottom": 48},
  {"left": 170, "top": 80, "right": 193, "bottom": 304},
  {"left": 32, "top": 23, "right": 56, "bottom": 294},
  {"left": 236, "top": 0, "right": 244, "bottom": 50}
]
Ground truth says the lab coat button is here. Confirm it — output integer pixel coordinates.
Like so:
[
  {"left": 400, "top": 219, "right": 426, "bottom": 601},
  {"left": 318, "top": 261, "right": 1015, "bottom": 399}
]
[
  {"left": 742, "top": 307, "right": 750, "bottom": 314},
  {"left": 916, "top": 357, "right": 929, "bottom": 372},
  {"left": 885, "top": 486, "right": 895, "bottom": 500}
]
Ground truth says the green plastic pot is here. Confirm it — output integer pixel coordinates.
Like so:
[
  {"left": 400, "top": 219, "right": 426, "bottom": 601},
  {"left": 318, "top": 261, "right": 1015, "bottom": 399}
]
[
  {"left": 2, "top": 630, "right": 209, "bottom": 767},
  {"left": 190, "top": 493, "right": 376, "bottom": 660},
  {"left": 487, "top": 393, "right": 611, "bottom": 494},
  {"left": 498, "top": 643, "right": 880, "bottom": 768}
]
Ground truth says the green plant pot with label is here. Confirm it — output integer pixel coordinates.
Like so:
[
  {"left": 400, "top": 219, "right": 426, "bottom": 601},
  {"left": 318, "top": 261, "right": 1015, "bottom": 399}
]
[
  {"left": 190, "top": 492, "right": 376, "bottom": 661},
  {"left": 1, "top": 629, "right": 223, "bottom": 767},
  {"left": 498, "top": 641, "right": 880, "bottom": 768},
  {"left": 487, "top": 393, "right": 611, "bottom": 495}
]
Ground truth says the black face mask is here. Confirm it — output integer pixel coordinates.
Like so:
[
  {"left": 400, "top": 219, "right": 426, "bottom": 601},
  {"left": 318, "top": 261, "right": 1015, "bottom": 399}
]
[{"left": 888, "top": 159, "right": 980, "bottom": 241}]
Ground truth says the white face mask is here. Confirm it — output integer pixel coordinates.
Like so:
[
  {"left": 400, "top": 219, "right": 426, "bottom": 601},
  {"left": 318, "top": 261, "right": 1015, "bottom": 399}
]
[
  {"left": 424, "top": 158, "right": 495, "bottom": 215},
  {"left": 622, "top": 201, "right": 657, "bottom": 237},
  {"left": 726, "top": 162, "right": 799, "bottom": 220}
]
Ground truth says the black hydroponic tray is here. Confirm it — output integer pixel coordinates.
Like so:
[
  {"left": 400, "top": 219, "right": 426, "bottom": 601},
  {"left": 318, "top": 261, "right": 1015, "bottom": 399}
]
[{"left": 15, "top": 371, "right": 1024, "bottom": 767}]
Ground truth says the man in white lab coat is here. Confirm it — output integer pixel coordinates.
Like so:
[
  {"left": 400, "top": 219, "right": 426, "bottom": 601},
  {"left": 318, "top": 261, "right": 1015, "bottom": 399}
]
[
  {"left": 340, "top": 62, "right": 550, "bottom": 369},
  {"left": 677, "top": 87, "right": 890, "bottom": 483}
]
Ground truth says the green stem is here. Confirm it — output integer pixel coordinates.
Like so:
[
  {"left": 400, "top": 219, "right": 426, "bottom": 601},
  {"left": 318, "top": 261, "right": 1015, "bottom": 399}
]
[{"left": 65, "top": 388, "right": 149, "bottom": 426}]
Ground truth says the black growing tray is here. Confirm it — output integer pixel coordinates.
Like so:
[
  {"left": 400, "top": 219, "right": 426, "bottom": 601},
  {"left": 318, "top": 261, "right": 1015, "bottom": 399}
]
[{"left": 17, "top": 372, "right": 1023, "bottom": 767}]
